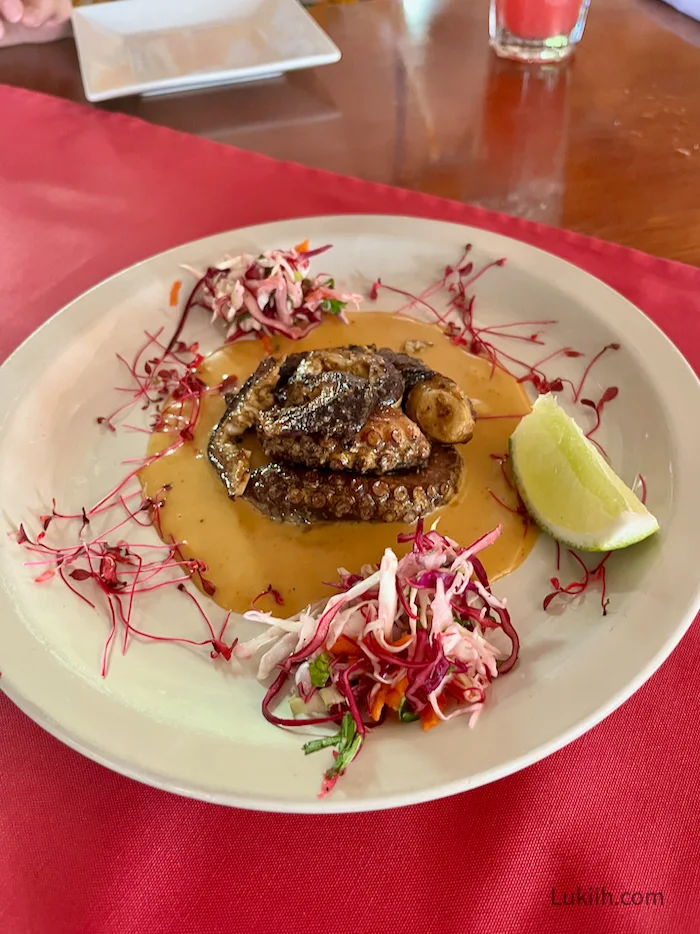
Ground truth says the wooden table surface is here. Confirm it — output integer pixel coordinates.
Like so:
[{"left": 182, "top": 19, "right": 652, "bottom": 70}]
[{"left": 2, "top": 0, "right": 700, "bottom": 265}]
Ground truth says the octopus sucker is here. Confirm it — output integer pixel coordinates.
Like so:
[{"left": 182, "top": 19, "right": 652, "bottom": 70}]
[
  {"left": 244, "top": 446, "right": 462, "bottom": 524},
  {"left": 207, "top": 343, "right": 475, "bottom": 522}
]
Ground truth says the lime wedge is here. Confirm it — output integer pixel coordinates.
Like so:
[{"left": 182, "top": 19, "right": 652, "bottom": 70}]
[{"left": 509, "top": 394, "right": 659, "bottom": 552}]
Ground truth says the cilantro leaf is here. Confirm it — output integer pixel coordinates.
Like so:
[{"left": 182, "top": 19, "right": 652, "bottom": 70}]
[
  {"left": 323, "top": 713, "right": 363, "bottom": 781},
  {"left": 320, "top": 298, "right": 346, "bottom": 316},
  {"left": 303, "top": 735, "right": 340, "bottom": 755},
  {"left": 397, "top": 697, "right": 419, "bottom": 722},
  {"left": 302, "top": 711, "right": 355, "bottom": 758},
  {"left": 301, "top": 710, "right": 364, "bottom": 793},
  {"left": 339, "top": 710, "right": 356, "bottom": 748},
  {"left": 326, "top": 734, "right": 363, "bottom": 780},
  {"left": 308, "top": 652, "right": 332, "bottom": 688}
]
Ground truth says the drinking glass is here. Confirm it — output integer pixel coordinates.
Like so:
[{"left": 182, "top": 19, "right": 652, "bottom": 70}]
[{"left": 489, "top": 0, "right": 590, "bottom": 63}]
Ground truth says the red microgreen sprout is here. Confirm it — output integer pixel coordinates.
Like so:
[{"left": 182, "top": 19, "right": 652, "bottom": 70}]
[
  {"left": 251, "top": 585, "right": 285, "bottom": 609},
  {"left": 581, "top": 386, "right": 619, "bottom": 456},
  {"left": 487, "top": 453, "right": 531, "bottom": 535},
  {"left": 635, "top": 474, "right": 648, "bottom": 506},
  {"left": 573, "top": 343, "right": 620, "bottom": 402},
  {"left": 544, "top": 550, "right": 612, "bottom": 616},
  {"left": 15, "top": 319, "right": 234, "bottom": 673}
]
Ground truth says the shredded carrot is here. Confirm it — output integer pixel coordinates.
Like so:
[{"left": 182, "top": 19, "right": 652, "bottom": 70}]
[
  {"left": 386, "top": 634, "right": 412, "bottom": 649},
  {"left": 370, "top": 684, "right": 390, "bottom": 722},
  {"left": 328, "top": 635, "right": 360, "bottom": 657},
  {"left": 420, "top": 696, "right": 447, "bottom": 731},
  {"left": 420, "top": 706, "right": 440, "bottom": 731},
  {"left": 385, "top": 676, "right": 409, "bottom": 711},
  {"left": 295, "top": 239, "right": 309, "bottom": 253},
  {"left": 260, "top": 333, "right": 273, "bottom": 357},
  {"left": 169, "top": 280, "right": 182, "bottom": 307}
]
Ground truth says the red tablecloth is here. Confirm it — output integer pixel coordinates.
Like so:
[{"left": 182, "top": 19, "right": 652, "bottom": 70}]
[{"left": 0, "top": 85, "right": 698, "bottom": 934}]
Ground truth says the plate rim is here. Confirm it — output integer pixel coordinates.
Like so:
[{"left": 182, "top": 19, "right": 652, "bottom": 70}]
[{"left": 2, "top": 213, "right": 699, "bottom": 813}]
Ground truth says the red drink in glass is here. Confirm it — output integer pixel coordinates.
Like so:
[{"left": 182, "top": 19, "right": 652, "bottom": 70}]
[
  {"left": 502, "top": 0, "right": 583, "bottom": 39},
  {"left": 490, "top": 0, "right": 590, "bottom": 62}
]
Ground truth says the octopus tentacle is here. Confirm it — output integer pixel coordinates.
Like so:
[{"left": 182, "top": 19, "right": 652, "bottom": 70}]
[
  {"left": 207, "top": 355, "right": 282, "bottom": 498},
  {"left": 377, "top": 348, "right": 434, "bottom": 394},
  {"left": 405, "top": 375, "right": 476, "bottom": 444},
  {"left": 207, "top": 427, "right": 251, "bottom": 498},
  {"left": 378, "top": 348, "right": 475, "bottom": 444},
  {"left": 258, "top": 407, "right": 431, "bottom": 474},
  {"left": 259, "top": 371, "right": 378, "bottom": 441},
  {"left": 277, "top": 347, "right": 403, "bottom": 408},
  {"left": 243, "top": 445, "right": 462, "bottom": 524},
  {"left": 208, "top": 344, "right": 474, "bottom": 517}
]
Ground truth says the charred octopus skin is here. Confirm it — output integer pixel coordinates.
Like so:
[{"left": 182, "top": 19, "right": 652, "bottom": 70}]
[
  {"left": 208, "top": 356, "right": 282, "bottom": 497},
  {"left": 276, "top": 347, "right": 404, "bottom": 409},
  {"left": 259, "top": 406, "right": 431, "bottom": 474},
  {"left": 207, "top": 345, "right": 474, "bottom": 523},
  {"left": 259, "top": 371, "right": 377, "bottom": 441}
]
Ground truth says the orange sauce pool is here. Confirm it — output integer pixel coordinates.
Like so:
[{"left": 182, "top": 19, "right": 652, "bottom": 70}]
[{"left": 141, "top": 313, "right": 538, "bottom": 615}]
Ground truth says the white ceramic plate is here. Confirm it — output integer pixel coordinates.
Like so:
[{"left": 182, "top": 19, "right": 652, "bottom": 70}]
[
  {"left": 1, "top": 215, "right": 698, "bottom": 813},
  {"left": 72, "top": 0, "right": 341, "bottom": 103}
]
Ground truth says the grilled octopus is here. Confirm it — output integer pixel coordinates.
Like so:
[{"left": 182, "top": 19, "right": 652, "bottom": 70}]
[
  {"left": 207, "top": 345, "right": 475, "bottom": 524},
  {"left": 208, "top": 356, "right": 282, "bottom": 498},
  {"left": 259, "top": 407, "right": 431, "bottom": 475},
  {"left": 246, "top": 445, "right": 462, "bottom": 524}
]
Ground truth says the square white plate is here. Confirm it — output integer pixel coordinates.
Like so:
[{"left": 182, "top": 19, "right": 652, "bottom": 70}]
[{"left": 72, "top": 0, "right": 341, "bottom": 103}]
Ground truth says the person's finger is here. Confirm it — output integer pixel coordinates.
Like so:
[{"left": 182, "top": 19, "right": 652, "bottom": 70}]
[
  {"left": 20, "top": 1, "right": 51, "bottom": 28},
  {"left": 0, "top": 0, "right": 24, "bottom": 24}
]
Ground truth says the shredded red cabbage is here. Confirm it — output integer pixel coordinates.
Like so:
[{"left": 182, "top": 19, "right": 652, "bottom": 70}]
[
  {"left": 238, "top": 522, "right": 518, "bottom": 797},
  {"left": 167, "top": 243, "right": 362, "bottom": 353}
]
